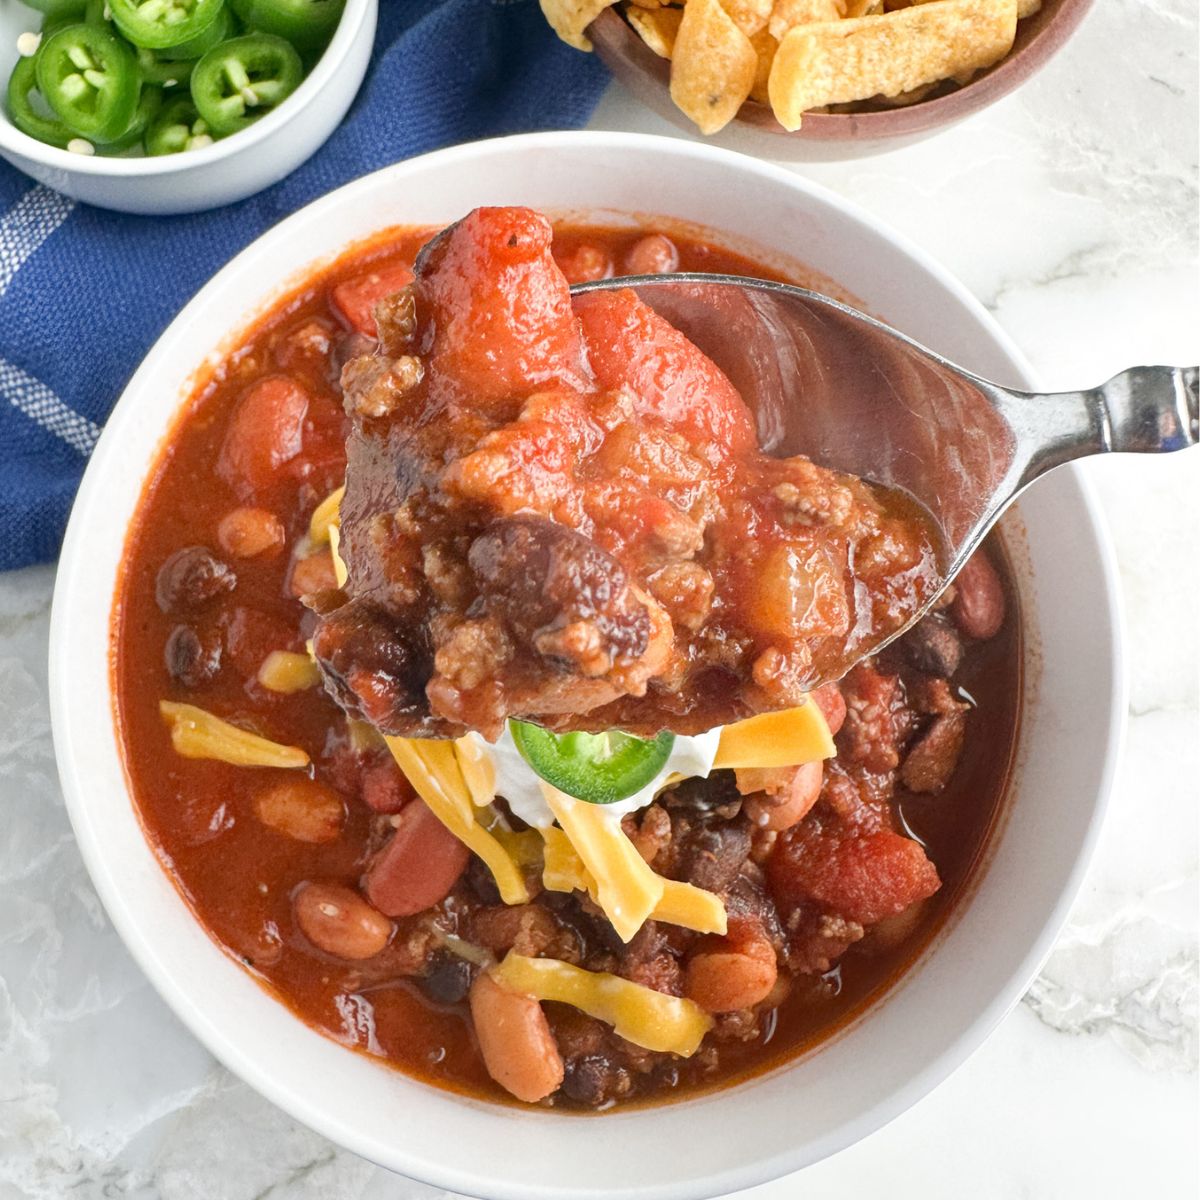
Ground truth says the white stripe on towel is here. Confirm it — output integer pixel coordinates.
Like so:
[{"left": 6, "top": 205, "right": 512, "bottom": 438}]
[
  {"left": 0, "top": 186, "right": 76, "bottom": 297},
  {"left": 1, "top": 356, "right": 100, "bottom": 456}
]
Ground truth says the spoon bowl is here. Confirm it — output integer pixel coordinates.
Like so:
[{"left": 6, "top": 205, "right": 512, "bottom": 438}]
[{"left": 574, "top": 273, "right": 1198, "bottom": 672}]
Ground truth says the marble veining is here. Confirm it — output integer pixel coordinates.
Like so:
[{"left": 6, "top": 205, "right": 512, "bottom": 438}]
[{"left": 1, "top": 0, "right": 1197, "bottom": 1191}]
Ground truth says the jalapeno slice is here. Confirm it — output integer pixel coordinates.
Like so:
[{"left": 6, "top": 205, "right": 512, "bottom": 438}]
[
  {"left": 228, "top": 0, "right": 342, "bottom": 51},
  {"left": 108, "top": 0, "right": 223, "bottom": 50},
  {"left": 159, "top": 2, "right": 234, "bottom": 59},
  {"left": 5, "top": 55, "right": 73, "bottom": 148},
  {"left": 99, "top": 81, "right": 161, "bottom": 148},
  {"left": 21, "top": 0, "right": 88, "bottom": 18},
  {"left": 144, "top": 93, "right": 212, "bottom": 152},
  {"left": 36, "top": 24, "right": 140, "bottom": 142},
  {"left": 190, "top": 33, "right": 300, "bottom": 134},
  {"left": 510, "top": 721, "right": 676, "bottom": 806},
  {"left": 136, "top": 46, "right": 194, "bottom": 86}
]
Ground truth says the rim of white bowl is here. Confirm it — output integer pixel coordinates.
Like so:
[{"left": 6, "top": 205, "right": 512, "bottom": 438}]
[
  {"left": 49, "top": 131, "right": 1126, "bottom": 1198},
  {"left": 0, "top": 0, "right": 374, "bottom": 173}
]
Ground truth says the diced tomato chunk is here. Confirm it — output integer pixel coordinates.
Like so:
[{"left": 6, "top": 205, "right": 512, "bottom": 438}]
[
  {"left": 768, "top": 819, "right": 940, "bottom": 926},
  {"left": 414, "top": 207, "right": 589, "bottom": 403},
  {"left": 217, "top": 376, "right": 310, "bottom": 498},
  {"left": 331, "top": 260, "right": 415, "bottom": 337},
  {"left": 573, "top": 288, "right": 756, "bottom": 454}
]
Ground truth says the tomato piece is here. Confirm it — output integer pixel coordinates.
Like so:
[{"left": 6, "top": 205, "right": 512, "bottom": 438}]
[
  {"left": 364, "top": 799, "right": 470, "bottom": 917},
  {"left": 217, "top": 376, "right": 309, "bottom": 497},
  {"left": 573, "top": 288, "right": 757, "bottom": 454},
  {"left": 768, "top": 820, "right": 940, "bottom": 926},
  {"left": 414, "top": 207, "right": 589, "bottom": 403},
  {"left": 330, "top": 260, "right": 415, "bottom": 337}
]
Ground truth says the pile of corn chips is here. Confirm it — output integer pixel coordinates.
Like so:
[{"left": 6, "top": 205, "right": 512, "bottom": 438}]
[{"left": 541, "top": 0, "right": 1039, "bottom": 134}]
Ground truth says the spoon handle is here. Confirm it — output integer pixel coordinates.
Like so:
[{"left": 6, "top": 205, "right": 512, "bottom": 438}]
[{"left": 997, "top": 365, "right": 1199, "bottom": 489}]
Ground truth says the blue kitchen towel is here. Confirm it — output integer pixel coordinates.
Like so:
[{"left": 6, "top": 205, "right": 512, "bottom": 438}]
[{"left": 0, "top": 0, "right": 608, "bottom": 570}]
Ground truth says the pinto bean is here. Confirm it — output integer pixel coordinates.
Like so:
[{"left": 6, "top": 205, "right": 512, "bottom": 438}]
[
  {"left": 684, "top": 931, "right": 777, "bottom": 1014},
  {"left": 555, "top": 242, "right": 612, "bottom": 284},
  {"left": 950, "top": 550, "right": 1005, "bottom": 640},
  {"left": 469, "top": 971, "right": 564, "bottom": 1103},
  {"left": 742, "top": 760, "right": 824, "bottom": 832},
  {"left": 623, "top": 234, "right": 679, "bottom": 275},
  {"left": 364, "top": 799, "right": 470, "bottom": 917},
  {"left": 255, "top": 779, "right": 345, "bottom": 843},
  {"left": 217, "top": 507, "right": 285, "bottom": 558},
  {"left": 293, "top": 882, "right": 391, "bottom": 960},
  {"left": 290, "top": 551, "right": 339, "bottom": 598}
]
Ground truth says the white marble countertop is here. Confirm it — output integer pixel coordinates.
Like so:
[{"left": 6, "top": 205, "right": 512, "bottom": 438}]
[{"left": 2, "top": 0, "right": 1197, "bottom": 1194}]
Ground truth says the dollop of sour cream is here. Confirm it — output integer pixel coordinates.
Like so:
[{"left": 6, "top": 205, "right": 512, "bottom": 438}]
[{"left": 461, "top": 724, "right": 724, "bottom": 828}]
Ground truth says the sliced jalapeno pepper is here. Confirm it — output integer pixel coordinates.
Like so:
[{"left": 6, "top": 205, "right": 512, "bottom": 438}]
[
  {"left": 36, "top": 23, "right": 140, "bottom": 142},
  {"left": 228, "top": 0, "right": 342, "bottom": 51},
  {"left": 144, "top": 93, "right": 212, "bottom": 153},
  {"left": 99, "top": 81, "right": 161, "bottom": 148},
  {"left": 21, "top": 0, "right": 88, "bottom": 18},
  {"left": 190, "top": 32, "right": 300, "bottom": 134},
  {"left": 5, "top": 55, "right": 73, "bottom": 148},
  {"left": 136, "top": 46, "right": 194, "bottom": 86},
  {"left": 510, "top": 720, "right": 677, "bottom": 806},
  {"left": 84, "top": 0, "right": 111, "bottom": 26},
  {"left": 159, "top": 2, "right": 234, "bottom": 60},
  {"left": 108, "top": 0, "right": 223, "bottom": 50}
]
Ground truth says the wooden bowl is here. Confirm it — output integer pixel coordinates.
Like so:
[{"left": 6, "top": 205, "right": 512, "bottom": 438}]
[{"left": 590, "top": 0, "right": 1094, "bottom": 160}]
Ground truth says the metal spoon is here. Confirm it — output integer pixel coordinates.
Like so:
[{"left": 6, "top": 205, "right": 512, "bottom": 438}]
[{"left": 573, "top": 274, "right": 1197, "bottom": 658}]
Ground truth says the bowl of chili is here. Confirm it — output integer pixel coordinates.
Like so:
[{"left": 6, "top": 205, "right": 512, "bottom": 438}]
[
  {"left": 50, "top": 132, "right": 1123, "bottom": 1195},
  {"left": 0, "top": 0, "right": 375, "bottom": 213}
]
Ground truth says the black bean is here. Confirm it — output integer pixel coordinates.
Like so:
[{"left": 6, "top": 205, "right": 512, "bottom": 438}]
[
  {"left": 417, "top": 952, "right": 473, "bottom": 1006},
  {"left": 899, "top": 614, "right": 963, "bottom": 678},
  {"left": 164, "top": 624, "right": 221, "bottom": 687},
  {"left": 155, "top": 546, "right": 236, "bottom": 614}
]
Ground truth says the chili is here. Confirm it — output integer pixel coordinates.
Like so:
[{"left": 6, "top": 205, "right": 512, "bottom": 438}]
[
  {"left": 108, "top": 0, "right": 224, "bottom": 50},
  {"left": 229, "top": 0, "right": 345, "bottom": 50}
]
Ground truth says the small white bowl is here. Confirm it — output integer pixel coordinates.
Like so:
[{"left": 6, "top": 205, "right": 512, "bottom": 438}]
[
  {"left": 0, "top": 0, "right": 376, "bottom": 214},
  {"left": 50, "top": 132, "right": 1124, "bottom": 1198}
]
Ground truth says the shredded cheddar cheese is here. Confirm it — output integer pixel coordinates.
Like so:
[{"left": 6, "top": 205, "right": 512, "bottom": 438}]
[
  {"left": 490, "top": 953, "right": 713, "bottom": 1056},
  {"left": 713, "top": 701, "right": 835, "bottom": 770},
  {"left": 384, "top": 736, "right": 530, "bottom": 906},
  {"left": 540, "top": 826, "right": 727, "bottom": 936},
  {"left": 308, "top": 485, "right": 344, "bottom": 544},
  {"left": 159, "top": 701, "right": 309, "bottom": 769},
  {"left": 454, "top": 735, "right": 498, "bottom": 807},
  {"left": 542, "top": 786, "right": 665, "bottom": 943},
  {"left": 327, "top": 524, "right": 349, "bottom": 588}
]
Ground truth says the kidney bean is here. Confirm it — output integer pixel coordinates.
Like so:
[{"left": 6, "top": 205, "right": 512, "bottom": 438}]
[
  {"left": 360, "top": 759, "right": 415, "bottom": 814},
  {"left": 469, "top": 971, "right": 564, "bottom": 1103},
  {"left": 623, "top": 233, "right": 679, "bottom": 275},
  {"left": 164, "top": 624, "right": 221, "bottom": 687},
  {"left": 217, "top": 376, "right": 309, "bottom": 498},
  {"left": 293, "top": 882, "right": 391, "bottom": 960},
  {"left": 364, "top": 799, "right": 470, "bottom": 917},
  {"left": 811, "top": 682, "right": 846, "bottom": 736},
  {"left": 743, "top": 760, "right": 824, "bottom": 832},
  {"left": 950, "top": 550, "right": 1005, "bottom": 640},
  {"left": 255, "top": 779, "right": 345, "bottom": 843},
  {"left": 684, "top": 930, "right": 777, "bottom": 1014},
  {"left": 217, "top": 507, "right": 285, "bottom": 559},
  {"left": 155, "top": 546, "right": 236, "bottom": 613}
]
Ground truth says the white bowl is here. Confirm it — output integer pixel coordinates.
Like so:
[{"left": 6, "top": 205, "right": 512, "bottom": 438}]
[
  {"left": 49, "top": 132, "right": 1123, "bottom": 1199},
  {"left": 0, "top": 0, "right": 376, "bottom": 214}
]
